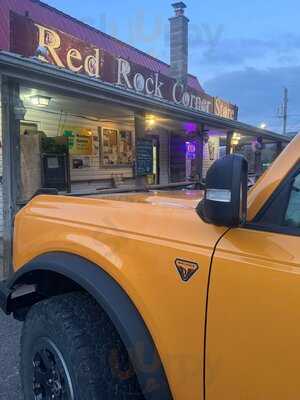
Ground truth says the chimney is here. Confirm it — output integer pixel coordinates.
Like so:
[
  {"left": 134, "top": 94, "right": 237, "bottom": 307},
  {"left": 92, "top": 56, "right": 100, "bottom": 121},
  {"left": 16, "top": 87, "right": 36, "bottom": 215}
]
[{"left": 169, "top": 2, "right": 189, "bottom": 86}]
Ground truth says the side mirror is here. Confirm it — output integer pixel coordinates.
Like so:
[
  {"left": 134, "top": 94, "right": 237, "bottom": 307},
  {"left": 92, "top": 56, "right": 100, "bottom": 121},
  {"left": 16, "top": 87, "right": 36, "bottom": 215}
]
[{"left": 197, "top": 154, "right": 248, "bottom": 227}]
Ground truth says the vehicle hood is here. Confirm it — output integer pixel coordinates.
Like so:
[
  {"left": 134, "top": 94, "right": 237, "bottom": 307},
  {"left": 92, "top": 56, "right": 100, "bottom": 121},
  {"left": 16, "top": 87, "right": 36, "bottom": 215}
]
[{"left": 90, "top": 190, "right": 204, "bottom": 209}]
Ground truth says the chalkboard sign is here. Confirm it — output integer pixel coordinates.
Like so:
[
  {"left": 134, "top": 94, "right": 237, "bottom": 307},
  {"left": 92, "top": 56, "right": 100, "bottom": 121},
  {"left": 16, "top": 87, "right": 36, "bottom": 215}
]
[{"left": 136, "top": 138, "right": 153, "bottom": 176}]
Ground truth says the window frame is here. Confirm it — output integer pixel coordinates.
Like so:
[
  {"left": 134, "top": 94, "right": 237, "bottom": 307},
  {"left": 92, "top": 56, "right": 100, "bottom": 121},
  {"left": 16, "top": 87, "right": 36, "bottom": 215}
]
[{"left": 245, "top": 163, "right": 300, "bottom": 237}]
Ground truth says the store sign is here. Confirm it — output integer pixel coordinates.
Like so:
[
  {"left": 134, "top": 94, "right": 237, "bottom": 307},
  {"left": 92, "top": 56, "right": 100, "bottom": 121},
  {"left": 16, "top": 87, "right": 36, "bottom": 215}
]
[
  {"left": 10, "top": 13, "right": 237, "bottom": 119},
  {"left": 117, "top": 58, "right": 164, "bottom": 98},
  {"left": 186, "top": 142, "right": 197, "bottom": 160},
  {"left": 34, "top": 24, "right": 103, "bottom": 78},
  {"left": 214, "top": 98, "right": 237, "bottom": 120},
  {"left": 116, "top": 58, "right": 212, "bottom": 113},
  {"left": 172, "top": 81, "right": 212, "bottom": 113}
]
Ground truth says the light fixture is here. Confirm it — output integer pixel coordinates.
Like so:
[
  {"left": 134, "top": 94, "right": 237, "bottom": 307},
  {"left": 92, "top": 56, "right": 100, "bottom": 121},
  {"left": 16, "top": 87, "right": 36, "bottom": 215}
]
[
  {"left": 232, "top": 132, "right": 241, "bottom": 145},
  {"left": 29, "top": 95, "right": 51, "bottom": 107},
  {"left": 233, "top": 133, "right": 241, "bottom": 140},
  {"left": 183, "top": 122, "right": 197, "bottom": 134},
  {"left": 146, "top": 115, "right": 156, "bottom": 129},
  {"left": 259, "top": 122, "right": 267, "bottom": 129}
]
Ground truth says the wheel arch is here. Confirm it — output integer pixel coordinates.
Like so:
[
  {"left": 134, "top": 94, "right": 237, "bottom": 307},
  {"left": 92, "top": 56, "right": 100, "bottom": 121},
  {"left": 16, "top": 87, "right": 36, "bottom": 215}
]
[{"left": 8, "top": 252, "right": 173, "bottom": 400}]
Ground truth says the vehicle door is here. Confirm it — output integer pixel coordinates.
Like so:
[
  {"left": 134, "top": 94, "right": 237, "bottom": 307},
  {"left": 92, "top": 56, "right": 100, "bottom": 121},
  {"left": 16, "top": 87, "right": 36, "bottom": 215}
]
[{"left": 206, "top": 166, "right": 300, "bottom": 400}]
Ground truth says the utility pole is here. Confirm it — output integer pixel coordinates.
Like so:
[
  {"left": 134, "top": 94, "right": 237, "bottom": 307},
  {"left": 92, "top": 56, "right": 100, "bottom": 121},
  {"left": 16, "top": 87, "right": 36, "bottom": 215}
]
[{"left": 283, "top": 87, "right": 288, "bottom": 135}]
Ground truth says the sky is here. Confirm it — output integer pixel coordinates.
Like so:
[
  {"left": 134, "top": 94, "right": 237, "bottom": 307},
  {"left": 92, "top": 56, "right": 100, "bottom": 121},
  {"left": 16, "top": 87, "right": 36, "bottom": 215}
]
[{"left": 45, "top": 0, "right": 300, "bottom": 133}]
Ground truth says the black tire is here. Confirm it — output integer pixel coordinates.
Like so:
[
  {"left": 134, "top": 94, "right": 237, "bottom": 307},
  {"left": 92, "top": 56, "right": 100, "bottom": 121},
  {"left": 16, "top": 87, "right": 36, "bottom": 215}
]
[{"left": 20, "top": 292, "right": 144, "bottom": 400}]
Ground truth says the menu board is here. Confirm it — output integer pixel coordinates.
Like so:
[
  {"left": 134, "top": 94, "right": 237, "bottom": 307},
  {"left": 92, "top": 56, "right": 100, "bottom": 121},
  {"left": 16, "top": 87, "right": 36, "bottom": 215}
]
[{"left": 136, "top": 138, "right": 153, "bottom": 176}]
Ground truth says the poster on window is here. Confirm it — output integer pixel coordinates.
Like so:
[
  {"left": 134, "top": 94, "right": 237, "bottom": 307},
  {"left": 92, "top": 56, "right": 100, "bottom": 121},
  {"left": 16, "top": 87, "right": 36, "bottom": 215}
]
[
  {"left": 102, "top": 128, "right": 119, "bottom": 165},
  {"left": 101, "top": 128, "right": 133, "bottom": 166},
  {"left": 63, "top": 128, "right": 93, "bottom": 155},
  {"left": 119, "top": 131, "right": 133, "bottom": 165}
]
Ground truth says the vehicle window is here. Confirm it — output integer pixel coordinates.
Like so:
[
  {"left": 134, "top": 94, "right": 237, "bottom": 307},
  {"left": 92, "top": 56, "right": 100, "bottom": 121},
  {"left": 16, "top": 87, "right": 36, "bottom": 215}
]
[
  {"left": 253, "top": 167, "right": 300, "bottom": 232},
  {"left": 283, "top": 173, "right": 300, "bottom": 228}
]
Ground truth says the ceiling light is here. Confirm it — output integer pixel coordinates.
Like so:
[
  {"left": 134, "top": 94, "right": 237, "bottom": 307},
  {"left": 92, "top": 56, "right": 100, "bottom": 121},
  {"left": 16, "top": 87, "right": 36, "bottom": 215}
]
[
  {"left": 146, "top": 115, "right": 156, "bottom": 129},
  {"left": 29, "top": 95, "right": 51, "bottom": 107}
]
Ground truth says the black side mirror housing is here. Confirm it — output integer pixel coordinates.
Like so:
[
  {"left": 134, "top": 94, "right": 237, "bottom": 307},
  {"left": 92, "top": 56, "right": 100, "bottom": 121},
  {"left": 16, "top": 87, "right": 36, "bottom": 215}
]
[{"left": 197, "top": 154, "right": 248, "bottom": 227}]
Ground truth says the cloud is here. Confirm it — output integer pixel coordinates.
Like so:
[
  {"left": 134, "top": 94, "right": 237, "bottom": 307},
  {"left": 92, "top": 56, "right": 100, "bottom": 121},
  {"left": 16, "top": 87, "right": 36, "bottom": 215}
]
[
  {"left": 203, "top": 66, "right": 300, "bottom": 132},
  {"left": 191, "top": 33, "right": 300, "bottom": 67}
]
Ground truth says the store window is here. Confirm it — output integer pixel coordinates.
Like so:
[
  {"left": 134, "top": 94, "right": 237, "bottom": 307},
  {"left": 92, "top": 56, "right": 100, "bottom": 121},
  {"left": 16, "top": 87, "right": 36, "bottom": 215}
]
[
  {"left": 202, "top": 132, "right": 226, "bottom": 178},
  {"left": 101, "top": 128, "right": 133, "bottom": 166},
  {"left": 232, "top": 135, "right": 278, "bottom": 179}
]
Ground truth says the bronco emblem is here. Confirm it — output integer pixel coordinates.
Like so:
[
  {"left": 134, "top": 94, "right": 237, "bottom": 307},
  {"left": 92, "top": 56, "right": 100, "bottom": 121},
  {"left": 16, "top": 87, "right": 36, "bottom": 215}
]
[{"left": 175, "top": 259, "right": 199, "bottom": 282}]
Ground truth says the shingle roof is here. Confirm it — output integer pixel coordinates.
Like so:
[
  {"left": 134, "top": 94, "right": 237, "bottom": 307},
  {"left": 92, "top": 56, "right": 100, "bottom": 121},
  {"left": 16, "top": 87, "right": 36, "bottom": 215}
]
[{"left": 0, "top": 0, "right": 204, "bottom": 92}]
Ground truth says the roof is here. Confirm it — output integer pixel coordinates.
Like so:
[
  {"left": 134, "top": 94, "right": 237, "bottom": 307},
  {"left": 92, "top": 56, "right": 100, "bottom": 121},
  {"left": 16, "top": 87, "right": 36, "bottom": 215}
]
[{"left": 0, "top": 0, "right": 203, "bottom": 92}]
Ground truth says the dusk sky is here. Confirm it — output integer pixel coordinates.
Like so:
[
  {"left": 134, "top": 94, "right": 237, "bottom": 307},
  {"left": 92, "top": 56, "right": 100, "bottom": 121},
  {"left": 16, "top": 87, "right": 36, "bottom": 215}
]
[{"left": 45, "top": 0, "right": 300, "bottom": 133}]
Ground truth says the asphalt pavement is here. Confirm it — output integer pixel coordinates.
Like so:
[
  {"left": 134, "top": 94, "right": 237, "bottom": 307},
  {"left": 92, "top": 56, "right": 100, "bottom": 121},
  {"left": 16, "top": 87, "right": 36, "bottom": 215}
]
[{"left": 0, "top": 313, "right": 22, "bottom": 399}]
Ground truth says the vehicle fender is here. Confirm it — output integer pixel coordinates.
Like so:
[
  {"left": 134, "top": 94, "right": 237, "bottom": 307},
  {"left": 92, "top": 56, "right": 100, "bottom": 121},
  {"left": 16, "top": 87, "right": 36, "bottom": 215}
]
[{"left": 8, "top": 252, "right": 173, "bottom": 400}]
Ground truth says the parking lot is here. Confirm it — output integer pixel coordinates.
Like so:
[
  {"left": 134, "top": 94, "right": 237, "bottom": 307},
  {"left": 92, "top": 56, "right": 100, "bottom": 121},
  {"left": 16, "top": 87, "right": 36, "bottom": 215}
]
[{"left": 0, "top": 313, "right": 22, "bottom": 399}]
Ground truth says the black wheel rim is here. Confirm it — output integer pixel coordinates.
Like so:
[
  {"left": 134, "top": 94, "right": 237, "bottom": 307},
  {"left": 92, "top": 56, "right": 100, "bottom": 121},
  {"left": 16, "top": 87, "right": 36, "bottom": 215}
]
[{"left": 32, "top": 338, "right": 75, "bottom": 400}]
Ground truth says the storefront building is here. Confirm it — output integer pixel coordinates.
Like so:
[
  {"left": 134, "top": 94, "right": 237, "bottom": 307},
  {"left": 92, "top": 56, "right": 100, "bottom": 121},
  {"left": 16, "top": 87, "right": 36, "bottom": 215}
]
[
  {"left": 0, "top": 1, "right": 290, "bottom": 271},
  {"left": 0, "top": 1, "right": 240, "bottom": 190}
]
